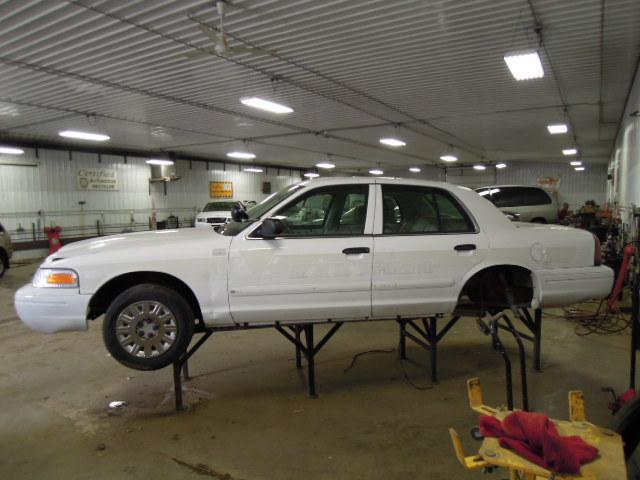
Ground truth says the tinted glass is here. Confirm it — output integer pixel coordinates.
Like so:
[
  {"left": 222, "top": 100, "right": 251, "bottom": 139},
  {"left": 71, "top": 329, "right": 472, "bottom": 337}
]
[
  {"left": 477, "top": 186, "right": 551, "bottom": 208},
  {"left": 382, "top": 186, "right": 474, "bottom": 234},
  {"left": 271, "top": 185, "right": 369, "bottom": 237},
  {"left": 203, "top": 201, "right": 237, "bottom": 212}
]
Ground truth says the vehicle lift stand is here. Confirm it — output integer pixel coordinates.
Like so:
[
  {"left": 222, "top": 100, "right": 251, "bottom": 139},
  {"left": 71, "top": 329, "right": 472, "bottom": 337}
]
[
  {"left": 171, "top": 307, "right": 541, "bottom": 412},
  {"left": 398, "top": 308, "right": 541, "bottom": 410},
  {"left": 171, "top": 322, "right": 344, "bottom": 411}
]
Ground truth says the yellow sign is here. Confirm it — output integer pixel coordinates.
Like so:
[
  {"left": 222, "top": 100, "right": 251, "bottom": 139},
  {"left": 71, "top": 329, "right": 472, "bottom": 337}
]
[{"left": 210, "top": 181, "right": 233, "bottom": 199}]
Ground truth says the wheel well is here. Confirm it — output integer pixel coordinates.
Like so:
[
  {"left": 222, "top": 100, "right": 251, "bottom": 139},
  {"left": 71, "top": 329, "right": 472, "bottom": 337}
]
[
  {"left": 531, "top": 217, "right": 547, "bottom": 224},
  {"left": 458, "top": 265, "right": 534, "bottom": 310},
  {"left": 0, "top": 248, "right": 7, "bottom": 267},
  {"left": 88, "top": 272, "right": 203, "bottom": 325}
]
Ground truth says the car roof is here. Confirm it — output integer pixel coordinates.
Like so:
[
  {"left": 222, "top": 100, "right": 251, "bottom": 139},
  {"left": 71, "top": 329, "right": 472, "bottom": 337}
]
[
  {"left": 474, "top": 184, "right": 547, "bottom": 190},
  {"left": 302, "top": 176, "right": 474, "bottom": 193}
]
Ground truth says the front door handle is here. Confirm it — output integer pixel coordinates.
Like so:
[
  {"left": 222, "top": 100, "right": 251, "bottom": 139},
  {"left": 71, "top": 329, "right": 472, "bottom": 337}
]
[
  {"left": 454, "top": 244, "right": 476, "bottom": 252},
  {"left": 342, "top": 247, "right": 370, "bottom": 255}
]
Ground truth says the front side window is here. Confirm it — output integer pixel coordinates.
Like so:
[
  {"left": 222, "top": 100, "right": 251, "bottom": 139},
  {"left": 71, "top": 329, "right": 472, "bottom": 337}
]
[
  {"left": 267, "top": 185, "right": 369, "bottom": 237},
  {"left": 382, "top": 185, "right": 474, "bottom": 234}
]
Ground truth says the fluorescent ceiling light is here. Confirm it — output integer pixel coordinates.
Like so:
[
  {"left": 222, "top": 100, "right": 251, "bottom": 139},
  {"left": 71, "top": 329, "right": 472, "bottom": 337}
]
[
  {"left": 227, "top": 151, "right": 256, "bottom": 160},
  {"left": 240, "top": 97, "right": 293, "bottom": 114},
  {"left": 304, "top": 172, "right": 320, "bottom": 178},
  {"left": 570, "top": 161, "right": 582, "bottom": 166},
  {"left": 495, "top": 163, "right": 507, "bottom": 169},
  {"left": 146, "top": 159, "right": 174, "bottom": 166},
  {"left": 440, "top": 155, "right": 458, "bottom": 162},
  {"left": 243, "top": 167, "right": 263, "bottom": 173},
  {"left": 479, "top": 188, "right": 500, "bottom": 196},
  {"left": 473, "top": 165, "right": 486, "bottom": 171},
  {"left": 547, "top": 124, "right": 568, "bottom": 134},
  {"left": 409, "top": 167, "right": 421, "bottom": 173},
  {"left": 0, "top": 146, "right": 24, "bottom": 155},
  {"left": 369, "top": 169, "right": 384, "bottom": 175},
  {"left": 379, "top": 137, "right": 406, "bottom": 147},
  {"left": 562, "top": 148, "right": 578, "bottom": 156},
  {"left": 316, "top": 162, "right": 335, "bottom": 169},
  {"left": 575, "top": 167, "right": 585, "bottom": 171},
  {"left": 504, "top": 50, "right": 544, "bottom": 80},
  {"left": 58, "top": 130, "right": 110, "bottom": 141}
]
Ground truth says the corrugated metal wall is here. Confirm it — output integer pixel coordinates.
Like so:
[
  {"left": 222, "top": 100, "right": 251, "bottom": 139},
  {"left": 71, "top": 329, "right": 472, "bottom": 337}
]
[{"left": 0, "top": 147, "right": 300, "bottom": 242}]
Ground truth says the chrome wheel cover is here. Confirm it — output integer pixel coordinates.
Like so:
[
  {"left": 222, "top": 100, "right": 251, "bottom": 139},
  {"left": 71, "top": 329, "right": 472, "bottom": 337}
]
[{"left": 115, "top": 301, "right": 177, "bottom": 358}]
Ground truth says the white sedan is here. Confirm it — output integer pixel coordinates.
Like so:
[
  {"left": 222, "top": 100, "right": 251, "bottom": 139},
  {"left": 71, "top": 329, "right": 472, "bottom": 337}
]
[{"left": 15, "top": 177, "right": 613, "bottom": 370}]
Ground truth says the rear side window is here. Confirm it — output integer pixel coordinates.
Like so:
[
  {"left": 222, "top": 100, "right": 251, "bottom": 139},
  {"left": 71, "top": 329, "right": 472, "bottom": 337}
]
[
  {"left": 382, "top": 186, "right": 475, "bottom": 234},
  {"left": 478, "top": 187, "right": 551, "bottom": 207}
]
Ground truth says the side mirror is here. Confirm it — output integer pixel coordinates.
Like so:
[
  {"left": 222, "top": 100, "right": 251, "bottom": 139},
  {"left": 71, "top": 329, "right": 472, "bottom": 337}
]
[
  {"left": 231, "top": 203, "right": 249, "bottom": 222},
  {"left": 260, "top": 218, "right": 283, "bottom": 239}
]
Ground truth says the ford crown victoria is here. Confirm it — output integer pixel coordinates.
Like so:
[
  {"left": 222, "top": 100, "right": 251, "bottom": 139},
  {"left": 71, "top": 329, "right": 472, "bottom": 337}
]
[{"left": 15, "top": 178, "right": 613, "bottom": 370}]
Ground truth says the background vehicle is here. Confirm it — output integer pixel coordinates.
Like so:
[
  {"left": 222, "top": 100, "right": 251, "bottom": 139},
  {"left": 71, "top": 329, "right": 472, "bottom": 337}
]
[
  {"left": 0, "top": 222, "right": 13, "bottom": 278},
  {"left": 475, "top": 185, "right": 557, "bottom": 223},
  {"left": 194, "top": 201, "right": 237, "bottom": 228}
]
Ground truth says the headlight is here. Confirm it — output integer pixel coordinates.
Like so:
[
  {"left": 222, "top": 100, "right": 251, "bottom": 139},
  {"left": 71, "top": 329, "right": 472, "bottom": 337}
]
[{"left": 32, "top": 268, "right": 79, "bottom": 288}]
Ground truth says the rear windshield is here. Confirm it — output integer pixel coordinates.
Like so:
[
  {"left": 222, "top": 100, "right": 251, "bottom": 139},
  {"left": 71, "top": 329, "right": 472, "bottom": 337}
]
[
  {"left": 203, "top": 201, "right": 237, "bottom": 212},
  {"left": 476, "top": 186, "right": 551, "bottom": 208}
]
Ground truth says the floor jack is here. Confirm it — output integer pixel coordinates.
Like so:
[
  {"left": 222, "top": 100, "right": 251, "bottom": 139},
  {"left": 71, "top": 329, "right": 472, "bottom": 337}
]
[{"left": 450, "top": 378, "right": 627, "bottom": 480}]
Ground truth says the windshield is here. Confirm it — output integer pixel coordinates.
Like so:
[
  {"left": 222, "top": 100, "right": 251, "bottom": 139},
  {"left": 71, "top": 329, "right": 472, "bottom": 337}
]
[
  {"left": 221, "top": 182, "right": 308, "bottom": 236},
  {"left": 203, "top": 201, "right": 237, "bottom": 212}
]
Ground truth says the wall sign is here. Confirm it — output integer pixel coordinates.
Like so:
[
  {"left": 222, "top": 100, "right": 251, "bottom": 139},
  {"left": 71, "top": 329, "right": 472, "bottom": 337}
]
[
  {"left": 537, "top": 176, "right": 561, "bottom": 190},
  {"left": 210, "top": 181, "right": 233, "bottom": 199},
  {"left": 77, "top": 168, "right": 118, "bottom": 191}
]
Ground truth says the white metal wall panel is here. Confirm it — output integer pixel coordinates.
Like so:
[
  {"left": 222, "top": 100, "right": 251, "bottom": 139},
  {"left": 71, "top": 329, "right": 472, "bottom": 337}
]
[{"left": 0, "top": 147, "right": 301, "bottom": 240}]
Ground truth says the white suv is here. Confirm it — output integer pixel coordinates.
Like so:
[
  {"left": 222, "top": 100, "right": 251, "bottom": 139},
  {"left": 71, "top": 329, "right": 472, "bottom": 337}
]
[
  {"left": 475, "top": 185, "right": 558, "bottom": 223},
  {"left": 194, "top": 201, "right": 237, "bottom": 228},
  {"left": 15, "top": 178, "right": 612, "bottom": 371}
]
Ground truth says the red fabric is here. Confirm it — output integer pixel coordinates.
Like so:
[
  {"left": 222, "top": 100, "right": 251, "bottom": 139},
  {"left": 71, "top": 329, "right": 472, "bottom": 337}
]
[{"left": 479, "top": 411, "right": 599, "bottom": 474}]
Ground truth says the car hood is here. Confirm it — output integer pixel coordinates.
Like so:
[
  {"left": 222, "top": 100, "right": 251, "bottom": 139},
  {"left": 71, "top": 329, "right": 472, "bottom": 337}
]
[
  {"left": 46, "top": 228, "right": 228, "bottom": 263},
  {"left": 197, "top": 210, "right": 231, "bottom": 218}
]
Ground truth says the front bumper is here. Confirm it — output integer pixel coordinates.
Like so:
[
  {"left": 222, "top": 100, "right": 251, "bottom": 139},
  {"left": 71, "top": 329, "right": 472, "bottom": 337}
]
[
  {"left": 14, "top": 285, "right": 90, "bottom": 333},
  {"left": 534, "top": 265, "right": 614, "bottom": 308}
]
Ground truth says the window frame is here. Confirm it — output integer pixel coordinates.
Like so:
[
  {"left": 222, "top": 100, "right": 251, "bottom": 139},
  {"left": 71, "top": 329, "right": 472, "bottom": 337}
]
[
  {"left": 246, "top": 183, "right": 374, "bottom": 239},
  {"left": 377, "top": 184, "right": 479, "bottom": 236}
]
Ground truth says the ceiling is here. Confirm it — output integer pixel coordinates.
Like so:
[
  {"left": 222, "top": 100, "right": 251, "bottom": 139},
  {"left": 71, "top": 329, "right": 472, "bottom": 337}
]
[{"left": 0, "top": 0, "right": 638, "bottom": 174}]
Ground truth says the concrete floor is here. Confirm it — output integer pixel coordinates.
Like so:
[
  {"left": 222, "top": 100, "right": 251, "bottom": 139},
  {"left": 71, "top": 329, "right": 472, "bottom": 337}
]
[{"left": 0, "top": 263, "right": 632, "bottom": 480}]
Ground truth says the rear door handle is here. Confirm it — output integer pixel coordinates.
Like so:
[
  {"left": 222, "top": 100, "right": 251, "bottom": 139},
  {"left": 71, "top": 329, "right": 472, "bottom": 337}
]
[
  {"left": 342, "top": 247, "right": 370, "bottom": 255},
  {"left": 454, "top": 244, "right": 476, "bottom": 252}
]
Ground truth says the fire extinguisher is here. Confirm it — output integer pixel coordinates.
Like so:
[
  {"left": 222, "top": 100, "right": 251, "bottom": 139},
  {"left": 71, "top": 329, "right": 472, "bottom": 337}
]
[{"left": 44, "top": 226, "right": 63, "bottom": 254}]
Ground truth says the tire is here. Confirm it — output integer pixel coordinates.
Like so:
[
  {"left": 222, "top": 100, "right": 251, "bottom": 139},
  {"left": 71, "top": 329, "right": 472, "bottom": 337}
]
[
  {"left": 103, "top": 284, "right": 195, "bottom": 371},
  {"left": 611, "top": 395, "right": 640, "bottom": 479},
  {"left": 0, "top": 250, "right": 6, "bottom": 278}
]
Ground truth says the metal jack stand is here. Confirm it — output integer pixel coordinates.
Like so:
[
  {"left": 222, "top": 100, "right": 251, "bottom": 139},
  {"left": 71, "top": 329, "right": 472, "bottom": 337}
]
[
  {"left": 172, "top": 330, "right": 213, "bottom": 411},
  {"left": 397, "top": 316, "right": 462, "bottom": 383},
  {"left": 485, "top": 310, "right": 530, "bottom": 411},
  {"left": 275, "top": 322, "right": 344, "bottom": 397}
]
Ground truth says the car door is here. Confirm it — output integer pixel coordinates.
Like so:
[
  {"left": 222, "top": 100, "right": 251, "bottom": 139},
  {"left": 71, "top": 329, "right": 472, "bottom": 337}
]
[
  {"left": 372, "top": 183, "right": 488, "bottom": 318},
  {"left": 228, "top": 183, "right": 375, "bottom": 324}
]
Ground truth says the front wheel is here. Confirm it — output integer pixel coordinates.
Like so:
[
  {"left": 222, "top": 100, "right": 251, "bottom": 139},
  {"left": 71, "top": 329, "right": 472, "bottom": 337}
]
[{"left": 103, "top": 284, "right": 195, "bottom": 370}]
